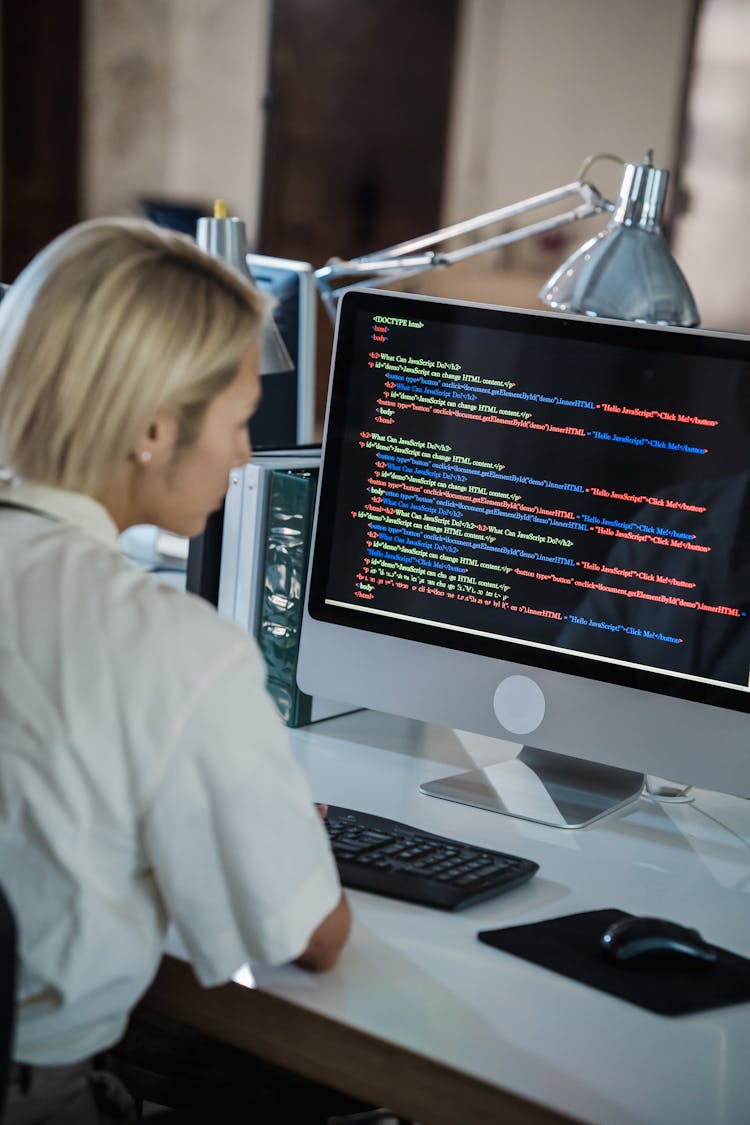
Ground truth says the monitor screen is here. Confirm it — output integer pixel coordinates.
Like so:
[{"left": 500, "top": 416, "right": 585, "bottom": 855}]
[{"left": 298, "top": 289, "right": 750, "bottom": 809}]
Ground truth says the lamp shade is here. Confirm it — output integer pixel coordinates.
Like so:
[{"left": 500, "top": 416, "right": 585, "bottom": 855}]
[
  {"left": 196, "top": 213, "right": 293, "bottom": 374},
  {"left": 540, "top": 158, "right": 699, "bottom": 327}
]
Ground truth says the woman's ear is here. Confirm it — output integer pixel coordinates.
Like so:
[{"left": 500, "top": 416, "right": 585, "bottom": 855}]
[{"left": 133, "top": 405, "right": 178, "bottom": 468}]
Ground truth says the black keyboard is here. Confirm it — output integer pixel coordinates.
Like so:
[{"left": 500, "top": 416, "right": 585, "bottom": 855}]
[{"left": 325, "top": 805, "right": 539, "bottom": 911}]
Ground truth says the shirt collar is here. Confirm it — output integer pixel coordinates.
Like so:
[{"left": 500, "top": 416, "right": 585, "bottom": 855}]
[{"left": 0, "top": 479, "right": 120, "bottom": 546}]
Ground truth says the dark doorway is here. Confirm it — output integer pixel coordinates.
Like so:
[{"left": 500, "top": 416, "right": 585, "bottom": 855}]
[
  {"left": 1, "top": 0, "right": 83, "bottom": 281},
  {"left": 258, "top": 0, "right": 460, "bottom": 425}
]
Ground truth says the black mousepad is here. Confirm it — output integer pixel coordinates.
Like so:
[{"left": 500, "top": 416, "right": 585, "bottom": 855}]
[{"left": 478, "top": 909, "right": 750, "bottom": 1016}]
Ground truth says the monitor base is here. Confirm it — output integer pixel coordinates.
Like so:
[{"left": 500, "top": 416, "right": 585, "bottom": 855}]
[
  {"left": 419, "top": 746, "right": 645, "bottom": 829},
  {"left": 642, "top": 777, "right": 695, "bottom": 804}
]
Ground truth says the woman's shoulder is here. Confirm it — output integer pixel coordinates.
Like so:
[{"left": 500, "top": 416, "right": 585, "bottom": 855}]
[
  {"left": 17, "top": 518, "right": 253, "bottom": 676},
  {"left": 96, "top": 537, "right": 251, "bottom": 664},
  {"left": 1, "top": 519, "right": 266, "bottom": 816}
]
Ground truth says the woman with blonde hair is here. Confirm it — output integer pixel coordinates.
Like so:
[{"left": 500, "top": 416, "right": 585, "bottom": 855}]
[{"left": 0, "top": 219, "right": 350, "bottom": 1123}]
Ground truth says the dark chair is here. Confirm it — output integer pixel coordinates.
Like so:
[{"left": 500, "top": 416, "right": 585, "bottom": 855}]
[
  {"left": 106, "top": 1009, "right": 405, "bottom": 1123},
  {"left": 0, "top": 884, "right": 18, "bottom": 1119}
]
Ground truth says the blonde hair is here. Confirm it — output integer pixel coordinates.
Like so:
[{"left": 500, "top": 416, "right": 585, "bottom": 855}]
[{"left": 0, "top": 217, "right": 268, "bottom": 493}]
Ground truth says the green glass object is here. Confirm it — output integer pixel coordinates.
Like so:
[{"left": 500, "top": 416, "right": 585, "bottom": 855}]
[{"left": 258, "top": 468, "right": 318, "bottom": 727}]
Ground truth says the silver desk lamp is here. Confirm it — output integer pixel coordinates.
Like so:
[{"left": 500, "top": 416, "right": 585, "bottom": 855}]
[
  {"left": 196, "top": 200, "right": 293, "bottom": 374},
  {"left": 314, "top": 151, "right": 699, "bottom": 327},
  {"left": 542, "top": 151, "right": 698, "bottom": 325}
]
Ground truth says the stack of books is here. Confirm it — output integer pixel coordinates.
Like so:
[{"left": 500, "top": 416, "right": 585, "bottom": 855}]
[{"left": 218, "top": 446, "right": 351, "bottom": 728}]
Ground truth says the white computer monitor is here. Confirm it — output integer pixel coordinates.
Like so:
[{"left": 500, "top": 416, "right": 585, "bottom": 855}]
[
  {"left": 245, "top": 253, "right": 317, "bottom": 446},
  {"left": 185, "top": 255, "right": 317, "bottom": 604},
  {"left": 297, "top": 289, "right": 750, "bottom": 827}
]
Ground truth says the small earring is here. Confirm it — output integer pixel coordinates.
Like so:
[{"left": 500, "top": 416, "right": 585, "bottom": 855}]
[{"left": 139, "top": 450, "right": 152, "bottom": 465}]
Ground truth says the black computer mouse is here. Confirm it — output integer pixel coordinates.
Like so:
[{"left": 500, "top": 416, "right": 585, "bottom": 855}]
[{"left": 600, "top": 915, "right": 718, "bottom": 965}]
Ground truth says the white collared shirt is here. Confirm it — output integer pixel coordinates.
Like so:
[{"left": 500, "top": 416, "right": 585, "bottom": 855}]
[{"left": 0, "top": 481, "right": 341, "bottom": 1065}]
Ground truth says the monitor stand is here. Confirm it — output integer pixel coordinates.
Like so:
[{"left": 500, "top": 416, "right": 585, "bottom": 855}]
[{"left": 420, "top": 746, "right": 645, "bottom": 829}]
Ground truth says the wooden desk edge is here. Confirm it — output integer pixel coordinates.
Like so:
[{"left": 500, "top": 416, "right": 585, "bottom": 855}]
[{"left": 139, "top": 955, "right": 579, "bottom": 1125}]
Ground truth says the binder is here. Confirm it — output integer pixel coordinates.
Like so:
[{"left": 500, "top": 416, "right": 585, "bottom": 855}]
[
  {"left": 218, "top": 449, "right": 320, "bottom": 634},
  {"left": 218, "top": 449, "right": 354, "bottom": 728},
  {"left": 258, "top": 468, "right": 318, "bottom": 727}
]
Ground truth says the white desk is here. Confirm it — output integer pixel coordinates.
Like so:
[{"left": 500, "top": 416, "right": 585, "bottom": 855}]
[{"left": 146, "top": 709, "right": 750, "bottom": 1125}]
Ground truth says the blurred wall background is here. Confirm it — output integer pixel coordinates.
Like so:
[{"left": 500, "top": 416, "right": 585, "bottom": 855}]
[
  {"left": 670, "top": 0, "right": 750, "bottom": 332},
  {"left": 79, "top": 0, "right": 695, "bottom": 265},
  {"left": 2, "top": 0, "right": 749, "bottom": 374}
]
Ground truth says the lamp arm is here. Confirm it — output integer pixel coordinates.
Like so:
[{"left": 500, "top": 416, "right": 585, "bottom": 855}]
[{"left": 314, "top": 180, "right": 610, "bottom": 320}]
